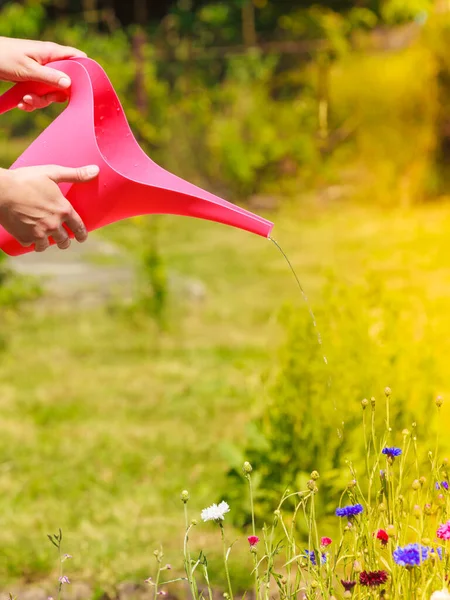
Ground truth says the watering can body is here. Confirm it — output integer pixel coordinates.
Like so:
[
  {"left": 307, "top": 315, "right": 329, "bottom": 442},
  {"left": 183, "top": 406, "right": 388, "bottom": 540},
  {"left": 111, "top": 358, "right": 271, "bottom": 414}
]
[{"left": 0, "top": 57, "right": 273, "bottom": 256}]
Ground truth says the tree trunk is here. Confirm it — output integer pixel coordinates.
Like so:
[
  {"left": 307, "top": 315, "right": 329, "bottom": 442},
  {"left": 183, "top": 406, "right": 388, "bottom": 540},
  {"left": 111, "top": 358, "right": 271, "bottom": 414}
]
[
  {"left": 242, "top": 0, "right": 257, "bottom": 47},
  {"left": 133, "top": 0, "right": 149, "bottom": 116}
]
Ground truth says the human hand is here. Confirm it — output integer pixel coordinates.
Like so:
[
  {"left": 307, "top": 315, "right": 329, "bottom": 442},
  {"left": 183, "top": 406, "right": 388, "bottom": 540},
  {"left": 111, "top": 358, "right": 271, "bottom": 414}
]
[
  {"left": 0, "top": 164, "right": 99, "bottom": 252},
  {"left": 0, "top": 37, "right": 86, "bottom": 111}
]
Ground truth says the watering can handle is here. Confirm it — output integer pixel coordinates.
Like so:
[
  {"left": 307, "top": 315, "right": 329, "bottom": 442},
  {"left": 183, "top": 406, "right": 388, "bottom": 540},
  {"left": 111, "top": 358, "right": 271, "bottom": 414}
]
[{"left": 0, "top": 81, "right": 65, "bottom": 116}]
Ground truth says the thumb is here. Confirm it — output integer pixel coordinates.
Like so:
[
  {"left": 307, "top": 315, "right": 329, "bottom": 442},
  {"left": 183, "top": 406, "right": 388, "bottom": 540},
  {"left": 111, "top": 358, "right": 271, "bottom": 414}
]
[
  {"left": 45, "top": 165, "right": 100, "bottom": 184},
  {"left": 26, "top": 62, "right": 72, "bottom": 91}
]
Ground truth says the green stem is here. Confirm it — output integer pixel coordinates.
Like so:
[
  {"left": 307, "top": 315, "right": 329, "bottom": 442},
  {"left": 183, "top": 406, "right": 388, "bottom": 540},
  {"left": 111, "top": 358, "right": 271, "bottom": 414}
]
[
  {"left": 220, "top": 524, "right": 234, "bottom": 600},
  {"left": 183, "top": 504, "right": 198, "bottom": 600},
  {"left": 247, "top": 474, "right": 260, "bottom": 600}
]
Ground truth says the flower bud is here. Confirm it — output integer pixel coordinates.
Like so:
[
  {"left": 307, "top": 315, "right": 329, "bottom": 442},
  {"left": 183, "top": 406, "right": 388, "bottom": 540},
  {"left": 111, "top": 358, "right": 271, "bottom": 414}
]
[
  {"left": 402, "top": 429, "right": 410, "bottom": 436},
  {"left": 370, "top": 396, "right": 376, "bottom": 408},
  {"left": 378, "top": 503, "right": 387, "bottom": 513},
  {"left": 412, "top": 480, "right": 421, "bottom": 490},
  {"left": 436, "top": 395, "right": 444, "bottom": 408},
  {"left": 353, "top": 560, "right": 362, "bottom": 573},
  {"left": 311, "top": 470, "right": 320, "bottom": 480},
  {"left": 361, "top": 398, "right": 369, "bottom": 409},
  {"left": 243, "top": 461, "right": 253, "bottom": 474},
  {"left": 422, "top": 537, "right": 431, "bottom": 545},
  {"left": 310, "top": 581, "right": 318, "bottom": 589},
  {"left": 385, "top": 387, "right": 392, "bottom": 397},
  {"left": 424, "top": 503, "right": 432, "bottom": 515},
  {"left": 419, "top": 476, "right": 427, "bottom": 486},
  {"left": 181, "top": 490, "right": 190, "bottom": 503},
  {"left": 386, "top": 524, "right": 396, "bottom": 537},
  {"left": 443, "top": 457, "right": 449, "bottom": 466},
  {"left": 347, "top": 479, "right": 357, "bottom": 489},
  {"left": 191, "top": 519, "right": 198, "bottom": 526},
  {"left": 413, "top": 504, "right": 421, "bottom": 517},
  {"left": 344, "top": 593, "right": 352, "bottom": 599}
]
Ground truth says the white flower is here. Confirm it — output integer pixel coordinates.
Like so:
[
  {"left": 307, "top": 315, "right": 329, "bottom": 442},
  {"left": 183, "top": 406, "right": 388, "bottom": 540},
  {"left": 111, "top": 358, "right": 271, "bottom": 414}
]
[
  {"left": 431, "top": 590, "right": 450, "bottom": 599},
  {"left": 201, "top": 501, "right": 230, "bottom": 522}
]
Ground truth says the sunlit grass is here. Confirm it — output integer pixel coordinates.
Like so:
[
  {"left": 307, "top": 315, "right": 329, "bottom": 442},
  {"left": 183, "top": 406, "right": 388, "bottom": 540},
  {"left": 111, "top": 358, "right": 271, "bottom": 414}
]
[{"left": 2, "top": 202, "right": 450, "bottom": 588}]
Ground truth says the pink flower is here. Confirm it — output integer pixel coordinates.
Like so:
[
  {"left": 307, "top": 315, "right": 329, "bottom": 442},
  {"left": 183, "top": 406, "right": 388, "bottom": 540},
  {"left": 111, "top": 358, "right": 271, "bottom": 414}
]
[
  {"left": 437, "top": 521, "right": 450, "bottom": 541},
  {"left": 248, "top": 535, "right": 260, "bottom": 546},
  {"left": 321, "top": 537, "right": 332, "bottom": 547}
]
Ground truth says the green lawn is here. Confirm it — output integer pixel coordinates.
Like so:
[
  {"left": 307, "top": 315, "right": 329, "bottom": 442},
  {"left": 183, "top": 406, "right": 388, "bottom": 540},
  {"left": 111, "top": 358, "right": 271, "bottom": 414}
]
[{"left": 1, "top": 202, "right": 450, "bottom": 590}]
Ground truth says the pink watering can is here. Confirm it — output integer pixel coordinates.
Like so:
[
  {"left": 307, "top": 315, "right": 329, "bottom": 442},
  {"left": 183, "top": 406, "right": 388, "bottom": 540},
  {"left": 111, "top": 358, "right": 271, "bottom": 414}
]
[{"left": 0, "top": 57, "right": 273, "bottom": 256}]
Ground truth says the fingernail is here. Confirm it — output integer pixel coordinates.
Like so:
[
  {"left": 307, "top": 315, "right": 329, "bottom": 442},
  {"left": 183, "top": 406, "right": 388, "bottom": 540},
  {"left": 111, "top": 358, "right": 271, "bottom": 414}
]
[
  {"left": 85, "top": 165, "right": 100, "bottom": 177},
  {"left": 58, "top": 77, "right": 71, "bottom": 89}
]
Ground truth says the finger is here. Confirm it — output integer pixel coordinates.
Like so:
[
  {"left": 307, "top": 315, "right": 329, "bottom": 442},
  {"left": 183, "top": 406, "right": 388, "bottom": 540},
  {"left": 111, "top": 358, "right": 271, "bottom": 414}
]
[
  {"left": 34, "top": 237, "right": 50, "bottom": 253},
  {"left": 26, "top": 62, "right": 72, "bottom": 91},
  {"left": 45, "top": 164, "right": 100, "bottom": 184},
  {"left": 43, "top": 43, "right": 87, "bottom": 61},
  {"left": 17, "top": 102, "right": 34, "bottom": 112},
  {"left": 17, "top": 238, "right": 33, "bottom": 248},
  {"left": 64, "top": 208, "right": 88, "bottom": 243},
  {"left": 50, "top": 226, "right": 71, "bottom": 250},
  {"left": 22, "top": 92, "right": 68, "bottom": 109}
]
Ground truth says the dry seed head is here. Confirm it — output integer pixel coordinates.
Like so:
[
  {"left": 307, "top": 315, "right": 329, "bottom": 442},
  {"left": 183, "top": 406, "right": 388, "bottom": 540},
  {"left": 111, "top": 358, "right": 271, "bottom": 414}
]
[
  {"left": 307, "top": 479, "right": 318, "bottom": 492},
  {"left": 419, "top": 476, "right": 427, "bottom": 486},
  {"left": 436, "top": 395, "right": 444, "bottom": 408},
  {"left": 371, "top": 396, "right": 376, "bottom": 408},
  {"left": 385, "top": 387, "right": 392, "bottom": 397},
  {"left": 412, "top": 479, "right": 421, "bottom": 490}
]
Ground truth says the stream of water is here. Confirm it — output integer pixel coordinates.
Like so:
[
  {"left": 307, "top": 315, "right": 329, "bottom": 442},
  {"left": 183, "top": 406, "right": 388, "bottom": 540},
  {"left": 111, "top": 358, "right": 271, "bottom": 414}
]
[{"left": 269, "top": 237, "right": 343, "bottom": 439}]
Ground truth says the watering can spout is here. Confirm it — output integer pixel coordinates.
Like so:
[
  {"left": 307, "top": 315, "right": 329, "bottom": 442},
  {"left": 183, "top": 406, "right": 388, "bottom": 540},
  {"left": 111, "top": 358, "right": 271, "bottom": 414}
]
[{"left": 0, "top": 57, "right": 273, "bottom": 256}]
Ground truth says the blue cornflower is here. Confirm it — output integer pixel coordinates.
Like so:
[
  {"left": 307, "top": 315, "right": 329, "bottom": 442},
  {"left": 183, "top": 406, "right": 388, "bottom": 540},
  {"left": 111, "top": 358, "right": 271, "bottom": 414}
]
[
  {"left": 335, "top": 504, "right": 364, "bottom": 518},
  {"left": 393, "top": 543, "right": 429, "bottom": 567},
  {"left": 435, "top": 481, "right": 449, "bottom": 491},
  {"left": 304, "top": 550, "right": 327, "bottom": 566},
  {"left": 382, "top": 447, "right": 402, "bottom": 458}
]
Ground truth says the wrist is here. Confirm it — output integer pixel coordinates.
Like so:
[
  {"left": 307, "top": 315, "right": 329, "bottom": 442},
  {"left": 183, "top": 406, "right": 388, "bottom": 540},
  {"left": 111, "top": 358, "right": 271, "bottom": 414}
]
[{"left": 0, "top": 168, "right": 14, "bottom": 209}]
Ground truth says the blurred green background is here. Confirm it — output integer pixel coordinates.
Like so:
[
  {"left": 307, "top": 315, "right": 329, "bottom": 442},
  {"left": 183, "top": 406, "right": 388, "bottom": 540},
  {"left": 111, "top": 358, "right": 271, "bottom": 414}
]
[{"left": 1, "top": 0, "right": 450, "bottom": 594}]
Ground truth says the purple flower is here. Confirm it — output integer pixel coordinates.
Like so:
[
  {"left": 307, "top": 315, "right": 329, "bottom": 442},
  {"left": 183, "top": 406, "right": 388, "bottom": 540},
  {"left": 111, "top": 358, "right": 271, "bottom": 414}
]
[
  {"left": 335, "top": 504, "right": 364, "bottom": 518},
  {"left": 393, "top": 544, "right": 429, "bottom": 567},
  {"left": 58, "top": 576, "right": 70, "bottom": 585},
  {"left": 304, "top": 550, "right": 327, "bottom": 565},
  {"left": 382, "top": 447, "right": 402, "bottom": 458},
  {"left": 435, "top": 481, "right": 449, "bottom": 491}
]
